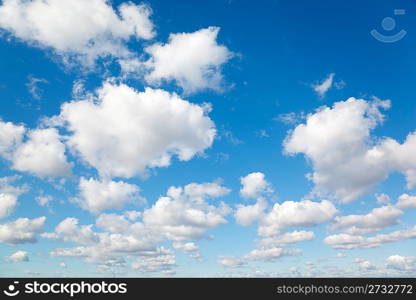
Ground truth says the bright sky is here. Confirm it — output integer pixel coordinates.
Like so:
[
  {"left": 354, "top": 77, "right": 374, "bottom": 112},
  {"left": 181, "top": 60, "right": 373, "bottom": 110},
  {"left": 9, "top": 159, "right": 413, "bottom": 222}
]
[{"left": 0, "top": 0, "right": 416, "bottom": 277}]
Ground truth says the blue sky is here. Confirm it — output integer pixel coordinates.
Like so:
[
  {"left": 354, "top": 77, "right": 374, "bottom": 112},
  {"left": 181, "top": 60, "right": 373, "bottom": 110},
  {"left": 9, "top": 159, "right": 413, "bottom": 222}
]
[{"left": 0, "top": 0, "right": 416, "bottom": 277}]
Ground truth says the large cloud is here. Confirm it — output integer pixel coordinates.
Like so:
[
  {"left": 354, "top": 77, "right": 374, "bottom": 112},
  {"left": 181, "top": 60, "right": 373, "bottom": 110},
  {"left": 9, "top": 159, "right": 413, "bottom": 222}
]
[
  {"left": 324, "top": 226, "right": 416, "bottom": 249},
  {"left": 44, "top": 180, "right": 231, "bottom": 273},
  {"left": 144, "top": 27, "right": 233, "bottom": 93},
  {"left": 0, "top": 216, "right": 45, "bottom": 244},
  {"left": 284, "top": 97, "right": 416, "bottom": 202},
  {"left": 0, "top": 0, "right": 155, "bottom": 68},
  {"left": 329, "top": 205, "right": 403, "bottom": 235},
  {"left": 56, "top": 82, "right": 216, "bottom": 178}
]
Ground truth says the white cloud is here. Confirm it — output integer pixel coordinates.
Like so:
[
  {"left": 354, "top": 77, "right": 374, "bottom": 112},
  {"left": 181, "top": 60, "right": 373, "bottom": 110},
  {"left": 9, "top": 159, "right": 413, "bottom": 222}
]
[
  {"left": 335, "top": 252, "right": 347, "bottom": 258},
  {"left": 258, "top": 200, "right": 338, "bottom": 236},
  {"left": 324, "top": 226, "right": 416, "bottom": 249},
  {"left": 234, "top": 199, "right": 267, "bottom": 226},
  {"left": 12, "top": 128, "right": 72, "bottom": 177},
  {"left": 45, "top": 180, "right": 231, "bottom": 272},
  {"left": 257, "top": 231, "right": 314, "bottom": 248},
  {"left": 240, "top": 172, "right": 273, "bottom": 199},
  {"left": 57, "top": 82, "right": 216, "bottom": 178},
  {"left": 172, "top": 242, "right": 199, "bottom": 253},
  {"left": 0, "top": 119, "right": 25, "bottom": 160},
  {"left": 396, "top": 193, "right": 416, "bottom": 209},
  {"left": 0, "top": 193, "right": 18, "bottom": 219},
  {"left": 218, "top": 256, "right": 245, "bottom": 268},
  {"left": 41, "top": 217, "right": 99, "bottom": 245},
  {"left": 329, "top": 205, "right": 403, "bottom": 235},
  {"left": 0, "top": 0, "right": 155, "bottom": 68},
  {"left": 59, "top": 262, "right": 67, "bottom": 268},
  {"left": 0, "top": 216, "right": 45, "bottom": 244},
  {"left": 283, "top": 97, "right": 416, "bottom": 202},
  {"left": 36, "top": 195, "right": 53, "bottom": 207},
  {"left": 312, "top": 73, "right": 335, "bottom": 98},
  {"left": 131, "top": 247, "right": 176, "bottom": 274},
  {"left": 376, "top": 193, "right": 391, "bottom": 205},
  {"left": 7, "top": 250, "right": 29, "bottom": 262},
  {"left": 143, "top": 181, "right": 231, "bottom": 241},
  {"left": 386, "top": 255, "right": 416, "bottom": 271},
  {"left": 144, "top": 27, "right": 233, "bottom": 93},
  {"left": 243, "top": 247, "right": 301, "bottom": 262},
  {"left": 72, "top": 177, "right": 142, "bottom": 215},
  {"left": 26, "top": 75, "right": 48, "bottom": 100},
  {"left": 0, "top": 176, "right": 27, "bottom": 219}
]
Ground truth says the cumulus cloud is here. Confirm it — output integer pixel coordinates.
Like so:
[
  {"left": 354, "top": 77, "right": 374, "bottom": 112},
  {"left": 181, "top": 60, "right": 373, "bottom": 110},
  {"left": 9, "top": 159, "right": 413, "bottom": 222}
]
[
  {"left": 257, "top": 231, "right": 315, "bottom": 248},
  {"left": 131, "top": 247, "right": 176, "bottom": 274},
  {"left": 386, "top": 255, "right": 416, "bottom": 271},
  {"left": 234, "top": 199, "right": 267, "bottom": 226},
  {"left": 0, "top": 0, "right": 155, "bottom": 68},
  {"left": 284, "top": 97, "right": 416, "bottom": 202},
  {"left": 72, "top": 177, "right": 142, "bottom": 214},
  {"left": 329, "top": 205, "right": 403, "bottom": 235},
  {"left": 0, "top": 216, "right": 45, "bottom": 244},
  {"left": 6, "top": 250, "right": 29, "bottom": 262},
  {"left": 240, "top": 172, "right": 273, "bottom": 199},
  {"left": 243, "top": 247, "right": 301, "bottom": 262},
  {"left": 324, "top": 226, "right": 416, "bottom": 249},
  {"left": 312, "top": 73, "right": 335, "bottom": 98},
  {"left": 218, "top": 256, "right": 245, "bottom": 268},
  {"left": 56, "top": 82, "right": 215, "bottom": 178},
  {"left": 0, "top": 119, "right": 25, "bottom": 160},
  {"left": 144, "top": 27, "right": 233, "bottom": 93},
  {"left": 44, "top": 180, "right": 231, "bottom": 273},
  {"left": 12, "top": 128, "right": 72, "bottom": 177},
  {"left": 396, "top": 193, "right": 416, "bottom": 209},
  {"left": 258, "top": 200, "right": 338, "bottom": 237},
  {"left": 143, "top": 181, "right": 231, "bottom": 241},
  {"left": 0, "top": 193, "right": 18, "bottom": 220}
]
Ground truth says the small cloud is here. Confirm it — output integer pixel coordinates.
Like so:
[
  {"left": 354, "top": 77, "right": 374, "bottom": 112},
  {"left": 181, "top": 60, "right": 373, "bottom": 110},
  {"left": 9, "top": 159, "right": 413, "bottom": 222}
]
[
  {"left": 334, "top": 80, "right": 346, "bottom": 90},
  {"left": 274, "top": 112, "right": 305, "bottom": 125},
  {"left": 59, "top": 262, "right": 67, "bottom": 268},
  {"left": 256, "top": 130, "right": 269, "bottom": 138},
  {"left": 312, "top": 73, "right": 335, "bottom": 98},
  {"left": 26, "top": 75, "right": 48, "bottom": 100},
  {"left": 6, "top": 250, "right": 29, "bottom": 262},
  {"left": 376, "top": 193, "right": 391, "bottom": 205}
]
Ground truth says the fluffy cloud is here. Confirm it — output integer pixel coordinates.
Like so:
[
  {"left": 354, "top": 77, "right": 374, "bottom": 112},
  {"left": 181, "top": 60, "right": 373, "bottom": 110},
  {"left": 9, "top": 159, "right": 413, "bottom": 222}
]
[
  {"left": 234, "top": 199, "right": 267, "bottom": 226},
  {"left": 258, "top": 200, "right": 338, "bottom": 236},
  {"left": 0, "top": 176, "right": 27, "bottom": 219},
  {"left": 131, "top": 247, "right": 176, "bottom": 274},
  {"left": 143, "top": 181, "right": 231, "bottom": 241},
  {"left": 243, "top": 248, "right": 301, "bottom": 262},
  {"left": 258, "top": 231, "right": 315, "bottom": 248},
  {"left": 57, "top": 82, "right": 215, "bottom": 178},
  {"left": 144, "top": 27, "right": 233, "bottom": 93},
  {"left": 240, "top": 172, "right": 273, "bottom": 199},
  {"left": 386, "top": 255, "right": 416, "bottom": 271},
  {"left": 324, "top": 226, "right": 416, "bottom": 249},
  {"left": 376, "top": 193, "right": 391, "bottom": 205},
  {"left": 312, "top": 73, "right": 334, "bottom": 98},
  {"left": 0, "top": 216, "right": 45, "bottom": 244},
  {"left": 218, "top": 256, "right": 245, "bottom": 268},
  {"left": 0, "top": 0, "right": 155, "bottom": 68},
  {"left": 7, "top": 250, "right": 29, "bottom": 262},
  {"left": 0, "top": 119, "right": 25, "bottom": 160},
  {"left": 45, "top": 180, "right": 230, "bottom": 273},
  {"left": 329, "top": 205, "right": 403, "bottom": 235},
  {"left": 12, "top": 128, "right": 72, "bottom": 177},
  {"left": 284, "top": 97, "right": 416, "bottom": 202},
  {"left": 0, "top": 193, "right": 18, "bottom": 219},
  {"left": 396, "top": 193, "right": 416, "bottom": 209},
  {"left": 72, "top": 177, "right": 142, "bottom": 214}
]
